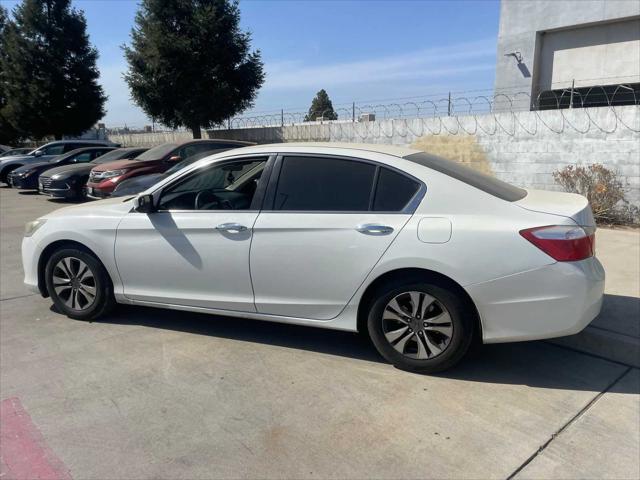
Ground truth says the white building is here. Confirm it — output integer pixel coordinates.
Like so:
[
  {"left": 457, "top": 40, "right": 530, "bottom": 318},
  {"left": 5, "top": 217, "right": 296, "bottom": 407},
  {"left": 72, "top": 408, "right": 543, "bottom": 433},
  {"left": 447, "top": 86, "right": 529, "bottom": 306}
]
[{"left": 494, "top": 0, "right": 640, "bottom": 110}]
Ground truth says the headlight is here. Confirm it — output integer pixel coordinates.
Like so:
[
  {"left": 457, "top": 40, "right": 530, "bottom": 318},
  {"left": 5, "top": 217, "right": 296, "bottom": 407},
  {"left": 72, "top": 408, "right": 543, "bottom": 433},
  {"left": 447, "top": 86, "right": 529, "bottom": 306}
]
[
  {"left": 102, "top": 169, "right": 127, "bottom": 178},
  {"left": 24, "top": 219, "right": 47, "bottom": 237}
]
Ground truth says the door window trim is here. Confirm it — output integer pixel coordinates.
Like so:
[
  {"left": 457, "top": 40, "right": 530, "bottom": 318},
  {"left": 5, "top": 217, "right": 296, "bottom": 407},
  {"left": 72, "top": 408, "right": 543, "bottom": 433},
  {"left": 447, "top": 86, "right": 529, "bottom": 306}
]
[
  {"left": 148, "top": 154, "right": 277, "bottom": 213},
  {"left": 263, "top": 153, "right": 426, "bottom": 214}
]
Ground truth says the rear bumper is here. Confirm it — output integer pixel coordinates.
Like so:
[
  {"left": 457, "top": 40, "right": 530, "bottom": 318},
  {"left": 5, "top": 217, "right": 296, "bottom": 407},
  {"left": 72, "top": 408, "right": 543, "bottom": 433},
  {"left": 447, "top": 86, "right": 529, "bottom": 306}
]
[{"left": 467, "top": 257, "right": 605, "bottom": 343}]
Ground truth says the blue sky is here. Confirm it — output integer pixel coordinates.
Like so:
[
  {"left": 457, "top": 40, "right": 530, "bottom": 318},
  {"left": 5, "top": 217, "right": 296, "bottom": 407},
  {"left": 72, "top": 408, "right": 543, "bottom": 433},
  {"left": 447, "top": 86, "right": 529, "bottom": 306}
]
[{"left": 1, "top": 0, "right": 501, "bottom": 127}]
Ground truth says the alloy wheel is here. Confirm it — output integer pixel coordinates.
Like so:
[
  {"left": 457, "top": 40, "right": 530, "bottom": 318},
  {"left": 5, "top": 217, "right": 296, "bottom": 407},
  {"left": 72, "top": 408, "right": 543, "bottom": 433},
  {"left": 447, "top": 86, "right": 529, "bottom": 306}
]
[
  {"left": 382, "top": 291, "right": 453, "bottom": 360},
  {"left": 52, "top": 257, "right": 97, "bottom": 311}
]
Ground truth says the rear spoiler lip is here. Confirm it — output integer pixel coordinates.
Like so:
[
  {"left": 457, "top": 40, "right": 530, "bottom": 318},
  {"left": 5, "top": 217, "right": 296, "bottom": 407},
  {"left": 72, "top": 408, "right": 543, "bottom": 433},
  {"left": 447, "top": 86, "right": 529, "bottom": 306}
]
[{"left": 514, "top": 189, "right": 596, "bottom": 227}]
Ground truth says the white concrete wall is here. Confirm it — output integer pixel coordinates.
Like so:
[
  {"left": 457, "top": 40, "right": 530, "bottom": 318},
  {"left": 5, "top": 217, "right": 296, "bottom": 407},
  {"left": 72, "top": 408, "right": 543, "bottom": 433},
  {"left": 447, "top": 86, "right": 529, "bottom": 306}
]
[{"left": 109, "top": 105, "right": 640, "bottom": 208}]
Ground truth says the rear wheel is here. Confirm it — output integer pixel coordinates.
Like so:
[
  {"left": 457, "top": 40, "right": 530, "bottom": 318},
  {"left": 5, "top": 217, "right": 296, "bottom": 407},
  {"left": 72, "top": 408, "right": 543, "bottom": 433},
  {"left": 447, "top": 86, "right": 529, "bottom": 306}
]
[
  {"left": 367, "top": 281, "right": 474, "bottom": 373},
  {"left": 45, "top": 248, "right": 115, "bottom": 320}
]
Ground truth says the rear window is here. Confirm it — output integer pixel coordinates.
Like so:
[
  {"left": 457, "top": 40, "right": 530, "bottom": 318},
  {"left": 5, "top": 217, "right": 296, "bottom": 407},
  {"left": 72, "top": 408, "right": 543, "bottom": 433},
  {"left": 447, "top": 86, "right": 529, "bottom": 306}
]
[{"left": 404, "top": 152, "right": 527, "bottom": 202}]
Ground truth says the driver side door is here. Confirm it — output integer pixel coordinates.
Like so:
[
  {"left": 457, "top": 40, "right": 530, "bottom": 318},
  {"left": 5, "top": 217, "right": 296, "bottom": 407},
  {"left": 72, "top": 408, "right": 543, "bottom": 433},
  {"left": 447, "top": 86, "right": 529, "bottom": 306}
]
[{"left": 114, "top": 155, "right": 271, "bottom": 312}]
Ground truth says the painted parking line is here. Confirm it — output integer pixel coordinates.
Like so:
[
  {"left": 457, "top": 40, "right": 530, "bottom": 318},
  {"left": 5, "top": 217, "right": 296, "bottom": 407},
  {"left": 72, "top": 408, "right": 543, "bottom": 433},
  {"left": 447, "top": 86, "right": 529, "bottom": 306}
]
[{"left": 0, "top": 397, "right": 71, "bottom": 480}]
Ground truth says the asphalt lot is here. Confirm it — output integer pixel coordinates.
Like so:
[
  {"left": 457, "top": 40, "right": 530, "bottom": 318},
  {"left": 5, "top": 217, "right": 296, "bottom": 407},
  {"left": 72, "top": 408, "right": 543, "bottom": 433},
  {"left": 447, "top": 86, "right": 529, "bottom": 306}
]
[{"left": 1, "top": 186, "right": 638, "bottom": 480}]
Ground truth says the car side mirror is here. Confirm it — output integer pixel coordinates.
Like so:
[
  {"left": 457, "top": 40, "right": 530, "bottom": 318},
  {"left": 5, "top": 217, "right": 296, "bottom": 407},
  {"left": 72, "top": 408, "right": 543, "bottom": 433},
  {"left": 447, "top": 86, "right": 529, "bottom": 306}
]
[
  {"left": 167, "top": 155, "right": 181, "bottom": 163},
  {"left": 34, "top": 150, "right": 43, "bottom": 157},
  {"left": 134, "top": 193, "right": 156, "bottom": 213}
]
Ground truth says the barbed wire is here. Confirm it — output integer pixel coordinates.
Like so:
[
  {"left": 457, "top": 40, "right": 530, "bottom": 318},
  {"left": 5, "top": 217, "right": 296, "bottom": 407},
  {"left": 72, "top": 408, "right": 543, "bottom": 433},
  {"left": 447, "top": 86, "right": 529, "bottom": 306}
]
[{"left": 107, "top": 82, "right": 640, "bottom": 137}]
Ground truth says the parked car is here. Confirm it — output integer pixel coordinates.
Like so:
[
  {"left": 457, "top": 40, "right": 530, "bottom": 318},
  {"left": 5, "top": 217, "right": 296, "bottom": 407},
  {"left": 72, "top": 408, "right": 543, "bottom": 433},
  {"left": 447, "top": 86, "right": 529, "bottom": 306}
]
[
  {"left": 0, "top": 140, "right": 117, "bottom": 185},
  {"left": 22, "top": 143, "right": 604, "bottom": 373},
  {"left": 8, "top": 146, "right": 116, "bottom": 190},
  {"left": 84, "top": 139, "right": 253, "bottom": 199},
  {"left": 0, "top": 147, "right": 33, "bottom": 158},
  {"left": 39, "top": 147, "right": 148, "bottom": 200},
  {"left": 112, "top": 150, "right": 218, "bottom": 197}
]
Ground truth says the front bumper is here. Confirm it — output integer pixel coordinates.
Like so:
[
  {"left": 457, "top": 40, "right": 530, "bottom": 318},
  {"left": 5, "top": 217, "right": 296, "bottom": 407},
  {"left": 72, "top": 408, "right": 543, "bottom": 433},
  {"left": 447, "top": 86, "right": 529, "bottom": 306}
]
[
  {"left": 8, "top": 173, "right": 38, "bottom": 189},
  {"left": 466, "top": 257, "right": 605, "bottom": 343},
  {"left": 84, "top": 182, "right": 113, "bottom": 199},
  {"left": 39, "top": 179, "right": 75, "bottom": 198},
  {"left": 22, "top": 235, "right": 42, "bottom": 295}
]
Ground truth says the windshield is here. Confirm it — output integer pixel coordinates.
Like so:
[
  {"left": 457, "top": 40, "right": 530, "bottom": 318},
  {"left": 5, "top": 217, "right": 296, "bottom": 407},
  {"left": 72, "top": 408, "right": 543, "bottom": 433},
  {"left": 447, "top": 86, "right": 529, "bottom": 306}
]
[{"left": 135, "top": 143, "right": 177, "bottom": 161}]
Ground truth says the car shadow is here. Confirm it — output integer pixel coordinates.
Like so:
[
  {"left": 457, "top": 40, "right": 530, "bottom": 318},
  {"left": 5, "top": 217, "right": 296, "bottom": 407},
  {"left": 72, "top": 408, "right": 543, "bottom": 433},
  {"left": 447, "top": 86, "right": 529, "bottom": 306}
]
[
  {"left": 48, "top": 197, "right": 90, "bottom": 205},
  {"left": 17, "top": 190, "right": 40, "bottom": 195},
  {"left": 593, "top": 294, "right": 640, "bottom": 337},
  {"left": 90, "top": 303, "right": 638, "bottom": 394}
]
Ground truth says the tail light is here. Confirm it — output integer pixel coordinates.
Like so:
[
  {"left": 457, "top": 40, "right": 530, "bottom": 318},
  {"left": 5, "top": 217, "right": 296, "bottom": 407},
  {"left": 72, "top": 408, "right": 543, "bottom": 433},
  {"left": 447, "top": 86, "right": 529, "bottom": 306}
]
[{"left": 520, "top": 225, "right": 595, "bottom": 261}]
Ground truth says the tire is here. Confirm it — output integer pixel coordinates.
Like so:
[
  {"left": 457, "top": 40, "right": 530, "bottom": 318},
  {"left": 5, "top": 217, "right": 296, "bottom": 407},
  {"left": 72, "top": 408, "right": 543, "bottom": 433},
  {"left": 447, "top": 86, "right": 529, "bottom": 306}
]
[
  {"left": 367, "top": 281, "right": 474, "bottom": 374},
  {"left": 45, "top": 247, "right": 116, "bottom": 321}
]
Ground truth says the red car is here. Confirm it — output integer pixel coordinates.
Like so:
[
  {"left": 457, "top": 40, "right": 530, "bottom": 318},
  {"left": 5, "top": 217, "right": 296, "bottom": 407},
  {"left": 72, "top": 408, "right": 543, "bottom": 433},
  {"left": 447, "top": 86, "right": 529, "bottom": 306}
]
[{"left": 85, "top": 139, "right": 253, "bottom": 199}]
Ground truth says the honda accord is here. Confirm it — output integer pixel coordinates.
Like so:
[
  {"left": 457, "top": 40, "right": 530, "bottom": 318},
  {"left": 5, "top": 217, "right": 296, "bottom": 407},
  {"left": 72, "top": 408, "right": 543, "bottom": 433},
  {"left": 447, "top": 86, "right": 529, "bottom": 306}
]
[{"left": 21, "top": 144, "right": 604, "bottom": 373}]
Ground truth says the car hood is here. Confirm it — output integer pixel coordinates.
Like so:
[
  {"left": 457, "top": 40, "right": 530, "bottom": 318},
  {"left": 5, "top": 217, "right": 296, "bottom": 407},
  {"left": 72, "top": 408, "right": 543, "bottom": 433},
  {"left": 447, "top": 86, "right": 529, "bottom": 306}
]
[
  {"left": 91, "top": 158, "right": 156, "bottom": 172},
  {"left": 43, "top": 163, "right": 93, "bottom": 178},
  {"left": 44, "top": 195, "right": 135, "bottom": 219},
  {"left": 15, "top": 161, "right": 50, "bottom": 172}
]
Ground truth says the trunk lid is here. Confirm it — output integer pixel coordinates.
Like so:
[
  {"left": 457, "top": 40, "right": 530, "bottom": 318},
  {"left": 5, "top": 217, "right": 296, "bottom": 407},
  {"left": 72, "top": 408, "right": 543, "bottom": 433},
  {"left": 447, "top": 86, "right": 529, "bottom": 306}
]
[{"left": 515, "top": 189, "right": 595, "bottom": 226}]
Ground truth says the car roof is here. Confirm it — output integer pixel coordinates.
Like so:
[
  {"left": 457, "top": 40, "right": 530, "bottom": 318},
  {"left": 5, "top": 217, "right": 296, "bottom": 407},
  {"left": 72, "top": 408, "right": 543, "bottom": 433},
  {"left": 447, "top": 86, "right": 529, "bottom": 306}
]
[
  {"left": 175, "top": 138, "right": 255, "bottom": 147},
  {"left": 209, "top": 142, "right": 421, "bottom": 158}
]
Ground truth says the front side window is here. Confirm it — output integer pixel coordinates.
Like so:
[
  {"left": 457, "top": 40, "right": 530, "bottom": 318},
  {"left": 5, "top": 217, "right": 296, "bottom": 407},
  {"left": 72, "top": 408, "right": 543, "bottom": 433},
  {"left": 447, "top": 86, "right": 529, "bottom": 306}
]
[
  {"left": 41, "top": 144, "right": 65, "bottom": 155},
  {"left": 158, "top": 158, "right": 267, "bottom": 211},
  {"left": 274, "top": 156, "right": 376, "bottom": 211},
  {"left": 178, "top": 143, "right": 224, "bottom": 161},
  {"left": 71, "top": 152, "right": 94, "bottom": 163}
]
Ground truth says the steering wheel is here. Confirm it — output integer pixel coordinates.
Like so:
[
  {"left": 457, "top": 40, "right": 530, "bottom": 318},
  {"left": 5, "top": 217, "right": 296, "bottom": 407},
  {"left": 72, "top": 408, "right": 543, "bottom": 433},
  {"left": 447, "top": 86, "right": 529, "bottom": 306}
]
[
  {"left": 194, "top": 190, "right": 220, "bottom": 210},
  {"left": 194, "top": 190, "right": 234, "bottom": 210}
]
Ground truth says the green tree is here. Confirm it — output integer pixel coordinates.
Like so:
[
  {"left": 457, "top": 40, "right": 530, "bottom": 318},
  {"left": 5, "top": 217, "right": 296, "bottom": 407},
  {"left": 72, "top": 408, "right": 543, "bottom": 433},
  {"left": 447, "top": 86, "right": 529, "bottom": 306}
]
[
  {"left": 304, "top": 89, "right": 338, "bottom": 122},
  {"left": 1, "top": 0, "right": 106, "bottom": 140},
  {"left": 123, "top": 0, "right": 264, "bottom": 139},
  {"left": 0, "top": 5, "right": 21, "bottom": 145}
]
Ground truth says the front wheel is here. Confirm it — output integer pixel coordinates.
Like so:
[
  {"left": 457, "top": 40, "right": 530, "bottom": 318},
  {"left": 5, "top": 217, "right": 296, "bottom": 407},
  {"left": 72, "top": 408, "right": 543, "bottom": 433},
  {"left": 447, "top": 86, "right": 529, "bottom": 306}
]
[
  {"left": 45, "top": 248, "right": 116, "bottom": 320},
  {"left": 367, "top": 282, "right": 474, "bottom": 373}
]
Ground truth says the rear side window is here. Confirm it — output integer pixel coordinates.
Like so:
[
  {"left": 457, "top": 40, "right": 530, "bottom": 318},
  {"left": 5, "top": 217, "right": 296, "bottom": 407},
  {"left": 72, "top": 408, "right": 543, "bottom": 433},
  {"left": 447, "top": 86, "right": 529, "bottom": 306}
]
[
  {"left": 405, "top": 152, "right": 526, "bottom": 202},
  {"left": 274, "top": 156, "right": 376, "bottom": 211},
  {"left": 373, "top": 167, "right": 420, "bottom": 211}
]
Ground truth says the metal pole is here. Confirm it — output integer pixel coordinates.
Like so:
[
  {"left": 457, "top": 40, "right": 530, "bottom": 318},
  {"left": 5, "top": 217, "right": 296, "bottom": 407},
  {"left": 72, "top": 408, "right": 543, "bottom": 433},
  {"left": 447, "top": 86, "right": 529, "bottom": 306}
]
[
  {"left": 448, "top": 92, "right": 452, "bottom": 116},
  {"left": 227, "top": 118, "right": 231, "bottom": 130},
  {"left": 352, "top": 102, "right": 355, "bottom": 122},
  {"left": 281, "top": 109, "right": 284, "bottom": 127},
  {"left": 569, "top": 79, "right": 575, "bottom": 109}
]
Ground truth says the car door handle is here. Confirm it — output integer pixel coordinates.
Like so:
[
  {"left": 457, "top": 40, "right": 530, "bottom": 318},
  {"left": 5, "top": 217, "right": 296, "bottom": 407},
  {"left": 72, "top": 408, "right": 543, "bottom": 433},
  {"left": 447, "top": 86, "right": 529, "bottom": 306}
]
[
  {"left": 356, "top": 224, "right": 394, "bottom": 235},
  {"left": 216, "top": 223, "right": 248, "bottom": 233}
]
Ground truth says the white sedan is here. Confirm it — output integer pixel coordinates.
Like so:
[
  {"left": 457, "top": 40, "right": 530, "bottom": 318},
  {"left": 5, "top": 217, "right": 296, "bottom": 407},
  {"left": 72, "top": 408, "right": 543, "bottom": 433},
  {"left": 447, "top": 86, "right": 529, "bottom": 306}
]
[{"left": 22, "top": 143, "right": 604, "bottom": 373}]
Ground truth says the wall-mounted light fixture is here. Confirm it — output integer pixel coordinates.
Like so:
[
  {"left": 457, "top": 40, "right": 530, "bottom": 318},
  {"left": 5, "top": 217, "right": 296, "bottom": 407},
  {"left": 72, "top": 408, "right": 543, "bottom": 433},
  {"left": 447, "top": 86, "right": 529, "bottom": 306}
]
[
  {"left": 504, "top": 51, "right": 530, "bottom": 78},
  {"left": 504, "top": 51, "right": 523, "bottom": 64}
]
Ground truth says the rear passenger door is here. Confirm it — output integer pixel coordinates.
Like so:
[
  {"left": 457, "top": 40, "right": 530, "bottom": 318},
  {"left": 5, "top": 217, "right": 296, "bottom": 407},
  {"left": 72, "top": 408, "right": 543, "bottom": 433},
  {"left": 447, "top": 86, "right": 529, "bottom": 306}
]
[{"left": 250, "top": 154, "right": 423, "bottom": 320}]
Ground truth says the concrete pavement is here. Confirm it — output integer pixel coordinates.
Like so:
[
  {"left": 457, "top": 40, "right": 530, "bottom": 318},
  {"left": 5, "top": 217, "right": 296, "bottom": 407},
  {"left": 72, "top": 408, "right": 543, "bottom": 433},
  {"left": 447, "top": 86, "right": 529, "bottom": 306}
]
[{"left": 1, "top": 186, "right": 638, "bottom": 479}]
